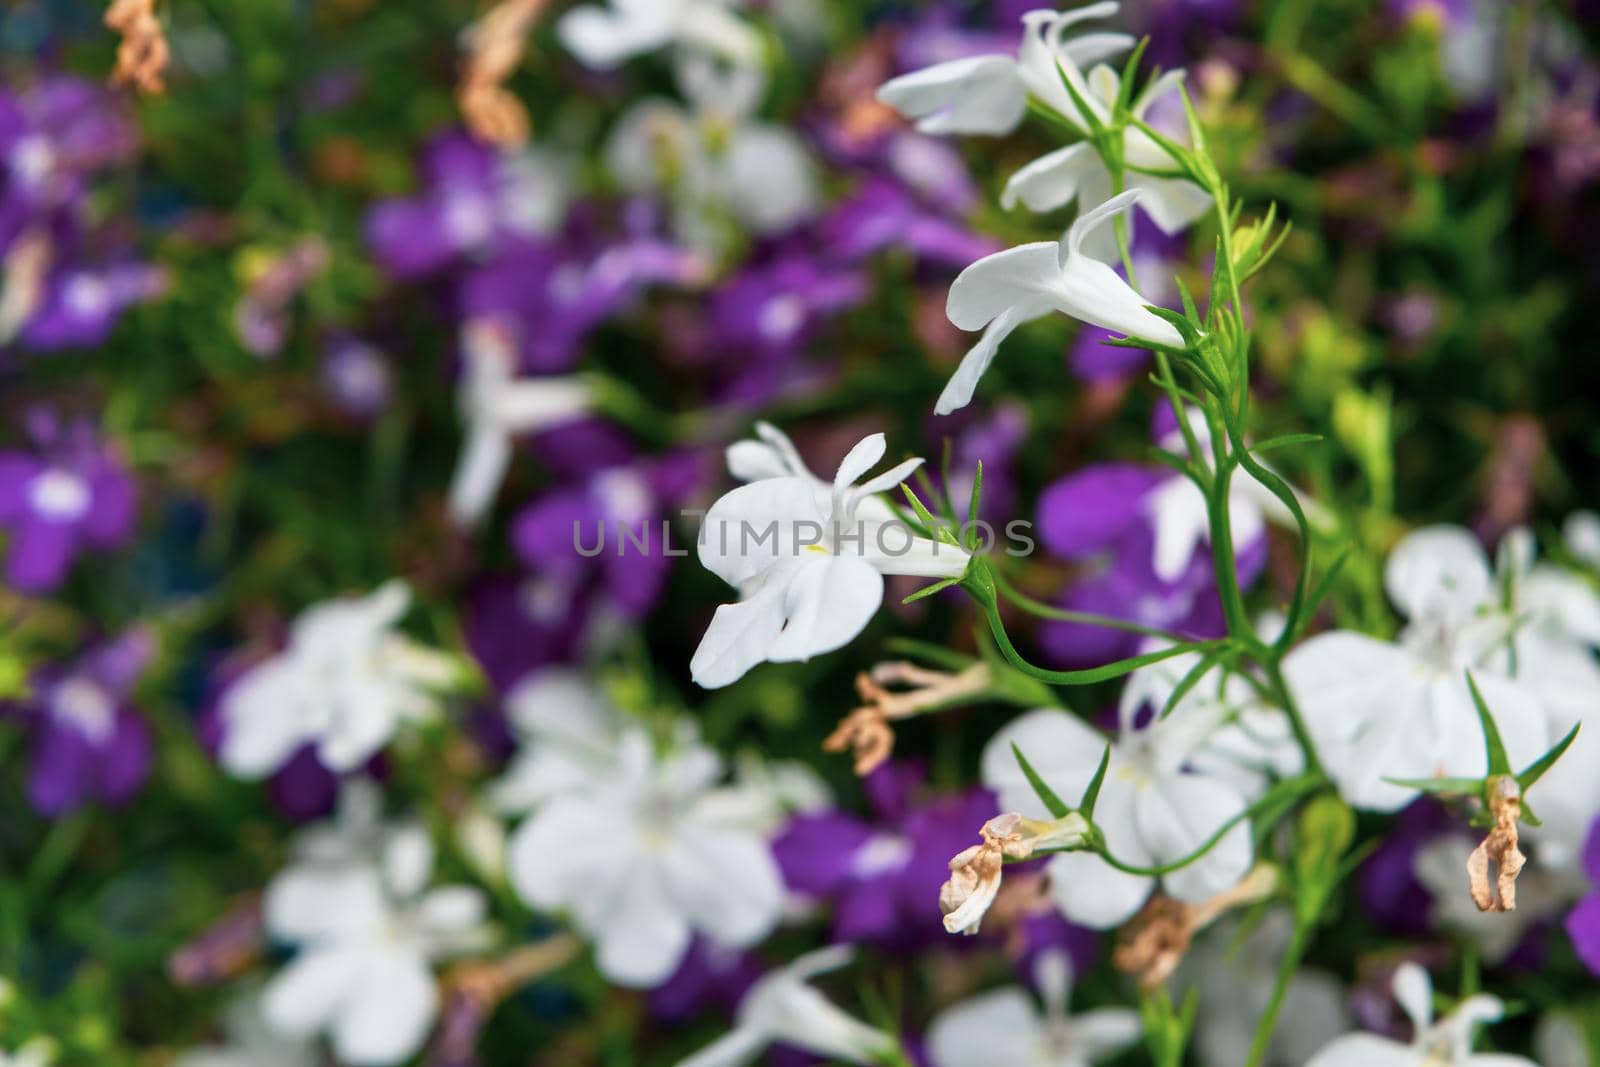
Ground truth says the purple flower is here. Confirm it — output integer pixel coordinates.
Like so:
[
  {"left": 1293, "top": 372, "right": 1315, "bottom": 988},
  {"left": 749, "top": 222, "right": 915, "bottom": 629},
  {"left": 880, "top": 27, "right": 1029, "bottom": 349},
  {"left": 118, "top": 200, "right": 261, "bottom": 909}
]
[
  {"left": 773, "top": 762, "right": 1003, "bottom": 946},
  {"left": 0, "top": 414, "right": 137, "bottom": 593},
  {"left": 23, "top": 258, "right": 165, "bottom": 350},
  {"left": 823, "top": 176, "right": 999, "bottom": 272},
  {"left": 459, "top": 202, "right": 705, "bottom": 374},
  {"left": 1565, "top": 816, "right": 1600, "bottom": 974},
  {"left": 511, "top": 428, "right": 705, "bottom": 622},
  {"left": 463, "top": 574, "right": 591, "bottom": 696},
  {"left": 709, "top": 251, "right": 869, "bottom": 356},
  {"left": 10, "top": 630, "right": 153, "bottom": 817},
  {"left": 1031, "top": 435, "right": 1268, "bottom": 668},
  {"left": 649, "top": 940, "right": 764, "bottom": 1024},
  {"left": 322, "top": 336, "right": 393, "bottom": 418},
  {"left": 365, "top": 132, "right": 568, "bottom": 279},
  {"left": 0, "top": 77, "right": 137, "bottom": 239}
]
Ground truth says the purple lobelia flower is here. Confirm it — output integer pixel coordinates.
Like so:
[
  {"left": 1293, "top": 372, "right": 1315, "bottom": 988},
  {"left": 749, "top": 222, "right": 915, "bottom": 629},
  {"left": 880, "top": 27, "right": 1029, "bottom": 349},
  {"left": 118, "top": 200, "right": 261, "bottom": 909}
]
[
  {"left": 709, "top": 249, "right": 870, "bottom": 357},
  {"left": 0, "top": 77, "right": 138, "bottom": 241},
  {"left": 10, "top": 629, "right": 154, "bottom": 817},
  {"left": 510, "top": 420, "right": 706, "bottom": 626},
  {"left": 0, "top": 413, "right": 137, "bottom": 593},
  {"left": 1031, "top": 410, "right": 1280, "bottom": 667},
  {"left": 463, "top": 574, "right": 591, "bottom": 698},
  {"left": 459, "top": 199, "right": 707, "bottom": 375},
  {"left": 773, "top": 761, "right": 1012, "bottom": 946},
  {"left": 1565, "top": 816, "right": 1600, "bottom": 974},
  {"left": 364, "top": 131, "right": 570, "bottom": 280},
  {"left": 823, "top": 175, "right": 1000, "bottom": 273},
  {"left": 21, "top": 255, "right": 166, "bottom": 351},
  {"left": 321, "top": 335, "right": 393, "bottom": 419}
]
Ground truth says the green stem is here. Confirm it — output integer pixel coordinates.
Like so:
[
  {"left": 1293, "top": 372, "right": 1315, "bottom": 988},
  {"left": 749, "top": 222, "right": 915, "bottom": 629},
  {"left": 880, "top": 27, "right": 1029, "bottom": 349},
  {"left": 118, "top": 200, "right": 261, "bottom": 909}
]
[
  {"left": 1244, "top": 919, "right": 1313, "bottom": 1067},
  {"left": 991, "top": 568, "right": 1193, "bottom": 643},
  {"left": 978, "top": 593, "right": 1219, "bottom": 687}
]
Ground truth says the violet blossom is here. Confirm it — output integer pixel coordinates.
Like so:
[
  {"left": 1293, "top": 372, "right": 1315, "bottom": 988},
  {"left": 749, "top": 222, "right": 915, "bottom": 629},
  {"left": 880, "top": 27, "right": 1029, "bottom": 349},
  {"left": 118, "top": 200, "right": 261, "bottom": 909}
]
[
  {"left": 7, "top": 629, "right": 154, "bottom": 817},
  {"left": 0, "top": 413, "right": 137, "bottom": 594}
]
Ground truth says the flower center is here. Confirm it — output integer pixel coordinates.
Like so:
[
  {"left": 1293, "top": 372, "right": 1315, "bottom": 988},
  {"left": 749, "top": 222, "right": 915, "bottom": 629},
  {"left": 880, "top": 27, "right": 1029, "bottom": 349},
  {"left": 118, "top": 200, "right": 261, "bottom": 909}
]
[
  {"left": 53, "top": 677, "right": 116, "bottom": 743},
  {"left": 65, "top": 274, "right": 112, "bottom": 318},
  {"left": 443, "top": 192, "right": 494, "bottom": 249},
  {"left": 850, "top": 832, "right": 912, "bottom": 878},
  {"left": 29, "top": 467, "right": 92, "bottom": 522},
  {"left": 10, "top": 135, "right": 54, "bottom": 189},
  {"left": 758, "top": 295, "right": 806, "bottom": 343}
]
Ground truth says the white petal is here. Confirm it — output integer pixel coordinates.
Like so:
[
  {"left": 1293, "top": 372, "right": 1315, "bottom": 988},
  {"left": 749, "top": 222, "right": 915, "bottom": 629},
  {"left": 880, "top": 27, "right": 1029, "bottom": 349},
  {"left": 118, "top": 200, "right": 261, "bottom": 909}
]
[
  {"left": 416, "top": 885, "right": 488, "bottom": 938},
  {"left": 926, "top": 989, "right": 1041, "bottom": 1067},
  {"left": 833, "top": 434, "right": 887, "bottom": 495},
  {"left": 263, "top": 866, "right": 387, "bottom": 945},
  {"left": 724, "top": 125, "right": 820, "bottom": 233},
  {"left": 690, "top": 576, "right": 791, "bottom": 689},
  {"left": 980, "top": 707, "right": 1108, "bottom": 817},
  {"left": 1071, "top": 1009, "right": 1143, "bottom": 1058},
  {"left": 490, "top": 377, "right": 591, "bottom": 432},
  {"left": 505, "top": 795, "right": 629, "bottom": 912},
  {"left": 876, "top": 56, "right": 1027, "bottom": 136},
  {"left": 594, "top": 859, "right": 693, "bottom": 987},
  {"left": 946, "top": 242, "right": 1062, "bottom": 332},
  {"left": 382, "top": 825, "right": 434, "bottom": 901},
  {"left": 261, "top": 946, "right": 360, "bottom": 1038},
  {"left": 936, "top": 304, "right": 1043, "bottom": 416},
  {"left": 1001, "top": 143, "right": 1102, "bottom": 212},
  {"left": 660, "top": 823, "right": 784, "bottom": 948},
  {"left": 767, "top": 556, "right": 884, "bottom": 662},
  {"left": 447, "top": 424, "right": 511, "bottom": 527},
  {"left": 1391, "top": 962, "right": 1434, "bottom": 1033},
  {"left": 1303, "top": 1033, "right": 1414, "bottom": 1067},
  {"left": 1384, "top": 525, "right": 1492, "bottom": 623},
  {"left": 1136, "top": 774, "right": 1252, "bottom": 902},
  {"left": 1046, "top": 849, "right": 1153, "bottom": 929},
  {"left": 332, "top": 948, "right": 438, "bottom": 1066},
  {"left": 698, "top": 478, "right": 824, "bottom": 589},
  {"left": 674, "top": 1027, "right": 770, "bottom": 1067},
  {"left": 1127, "top": 172, "right": 1212, "bottom": 234},
  {"left": 557, "top": 3, "right": 677, "bottom": 70},
  {"left": 219, "top": 664, "right": 314, "bottom": 780}
]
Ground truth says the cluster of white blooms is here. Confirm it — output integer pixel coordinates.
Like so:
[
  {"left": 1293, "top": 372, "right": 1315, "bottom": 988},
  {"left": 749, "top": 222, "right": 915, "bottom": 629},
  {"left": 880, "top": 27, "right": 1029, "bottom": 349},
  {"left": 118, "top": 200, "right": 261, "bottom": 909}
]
[{"left": 219, "top": 580, "right": 465, "bottom": 779}]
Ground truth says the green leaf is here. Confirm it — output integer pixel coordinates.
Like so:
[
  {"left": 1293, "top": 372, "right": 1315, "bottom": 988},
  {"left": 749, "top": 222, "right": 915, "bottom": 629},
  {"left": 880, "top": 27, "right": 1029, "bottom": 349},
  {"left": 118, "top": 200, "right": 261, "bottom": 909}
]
[
  {"left": 1115, "top": 37, "right": 1152, "bottom": 115},
  {"left": 1517, "top": 721, "right": 1582, "bottom": 793},
  {"left": 1251, "top": 433, "right": 1324, "bottom": 454},
  {"left": 1012, "top": 742, "right": 1070, "bottom": 818},
  {"left": 1382, "top": 776, "right": 1483, "bottom": 796},
  {"left": 966, "top": 459, "right": 984, "bottom": 531},
  {"left": 1079, "top": 743, "right": 1112, "bottom": 818},
  {"left": 901, "top": 577, "right": 960, "bottom": 605},
  {"left": 1466, "top": 671, "right": 1512, "bottom": 776}
]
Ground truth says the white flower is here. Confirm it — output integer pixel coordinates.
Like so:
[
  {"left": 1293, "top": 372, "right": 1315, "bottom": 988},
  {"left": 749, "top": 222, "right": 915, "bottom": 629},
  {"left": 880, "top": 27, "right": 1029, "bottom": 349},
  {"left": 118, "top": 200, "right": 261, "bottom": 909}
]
[
  {"left": 0, "top": 1042, "right": 52, "bottom": 1067},
  {"left": 1304, "top": 962, "right": 1535, "bottom": 1067},
  {"left": 175, "top": 994, "right": 318, "bottom": 1067},
  {"left": 1174, "top": 912, "right": 1349, "bottom": 1067},
  {"left": 927, "top": 950, "right": 1140, "bottom": 1067},
  {"left": 501, "top": 677, "right": 785, "bottom": 987},
  {"left": 558, "top": 0, "right": 761, "bottom": 71},
  {"left": 876, "top": 5, "right": 1134, "bottom": 136},
  {"left": 220, "top": 581, "right": 462, "bottom": 779},
  {"left": 448, "top": 319, "right": 591, "bottom": 526},
  {"left": 1283, "top": 525, "right": 1551, "bottom": 812},
  {"left": 674, "top": 946, "right": 898, "bottom": 1067},
  {"left": 260, "top": 791, "right": 491, "bottom": 1066},
  {"left": 938, "top": 189, "right": 1184, "bottom": 415},
  {"left": 691, "top": 429, "right": 970, "bottom": 688},
  {"left": 981, "top": 699, "right": 1253, "bottom": 929},
  {"left": 606, "top": 57, "right": 818, "bottom": 248},
  {"left": 1118, "top": 641, "right": 1302, "bottom": 801},
  {"left": 1565, "top": 510, "right": 1600, "bottom": 569}
]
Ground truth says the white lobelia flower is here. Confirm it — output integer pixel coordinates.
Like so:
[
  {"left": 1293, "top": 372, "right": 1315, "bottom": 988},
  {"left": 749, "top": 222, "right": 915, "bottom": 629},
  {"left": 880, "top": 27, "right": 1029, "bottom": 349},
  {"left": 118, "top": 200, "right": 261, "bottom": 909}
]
[
  {"left": 981, "top": 699, "right": 1253, "bottom": 929},
  {"left": 219, "top": 581, "right": 463, "bottom": 779},
  {"left": 690, "top": 430, "right": 970, "bottom": 688},
  {"left": 674, "top": 946, "right": 898, "bottom": 1067},
  {"left": 175, "top": 993, "right": 318, "bottom": 1067},
  {"left": 1486, "top": 526, "right": 1600, "bottom": 867},
  {"left": 500, "top": 676, "right": 785, "bottom": 987},
  {"left": 259, "top": 789, "right": 491, "bottom": 1066},
  {"left": 448, "top": 318, "right": 592, "bottom": 526},
  {"left": 926, "top": 949, "right": 1140, "bottom": 1067},
  {"left": 876, "top": 4, "right": 1134, "bottom": 136},
  {"left": 937, "top": 189, "right": 1183, "bottom": 415},
  {"left": 1304, "top": 962, "right": 1535, "bottom": 1067},
  {"left": 606, "top": 56, "right": 818, "bottom": 249},
  {"left": 998, "top": 65, "right": 1209, "bottom": 256},
  {"left": 557, "top": 0, "right": 761, "bottom": 71},
  {"left": 1282, "top": 525, "right": 1552, "bottom": 813},
  {"left": 1565, "top": 509, "right": 1600, "bottom": 569},
  {"left": 1118, "top": 640, "right": 1303, "bottom": 802}
]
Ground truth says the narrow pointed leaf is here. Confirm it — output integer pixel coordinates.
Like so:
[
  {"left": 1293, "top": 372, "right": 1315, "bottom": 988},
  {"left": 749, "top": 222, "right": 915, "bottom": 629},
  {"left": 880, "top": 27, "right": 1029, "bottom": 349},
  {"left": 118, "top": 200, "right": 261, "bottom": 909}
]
[
  {"left": 901, "top": 577, "right": 960, "bottom": 605},
  {"left": 1079, "top": 743, "right": 1113, "bottom": 819},
  {"left": 1517, "top": 721, "right": 1582, "bottom": 793},
  {"left": 1383, "top": 775, "right": 1483, "bottom": 796},
  {"left": 1466, "top": 671, "right": 1513, "bottom": 776},
  {"left": 1012, "top": 742, "right": 1070, "bottom": 818}
]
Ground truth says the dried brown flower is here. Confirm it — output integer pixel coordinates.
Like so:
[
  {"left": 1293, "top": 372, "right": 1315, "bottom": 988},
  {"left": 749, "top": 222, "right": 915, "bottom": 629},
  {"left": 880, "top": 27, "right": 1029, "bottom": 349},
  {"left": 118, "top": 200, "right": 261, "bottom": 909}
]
[
  {"left": 458, "top": 0, "right": 550, "bottom": 146},
  {"left": 106, "top": 0, "right": 169, "bottom": 95},
  {"left": 1467, "top": 777, "right": 1525, "bottom": 913},
  {"left": 1112, "top": 863, "right": 1280, "bottom": 988},
  {"left": 824, "top": 661, "right": 990, "bottom": 776}
]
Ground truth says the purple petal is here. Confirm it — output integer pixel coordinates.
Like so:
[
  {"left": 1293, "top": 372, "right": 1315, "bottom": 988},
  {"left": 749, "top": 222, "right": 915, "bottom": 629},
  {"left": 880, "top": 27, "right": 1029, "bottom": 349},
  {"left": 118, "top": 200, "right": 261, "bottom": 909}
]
[
  {"left": 1567, "top": 894, "right": 1600, "bottom": 976},
  {"left": 771, "top": 812, "right": 874, "bottom": 895},
  {"left": 6, "top": 515, "right": 79, "bottom": 593},
  {"left": 1036, "top": 463, "right": 1163, "bottom": 559},
  {"left": 27, "top": 718, "right": 95, "bottom": 816},
  {"left": 96, "top": 707, "right": 152, "bottom": 805}
]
